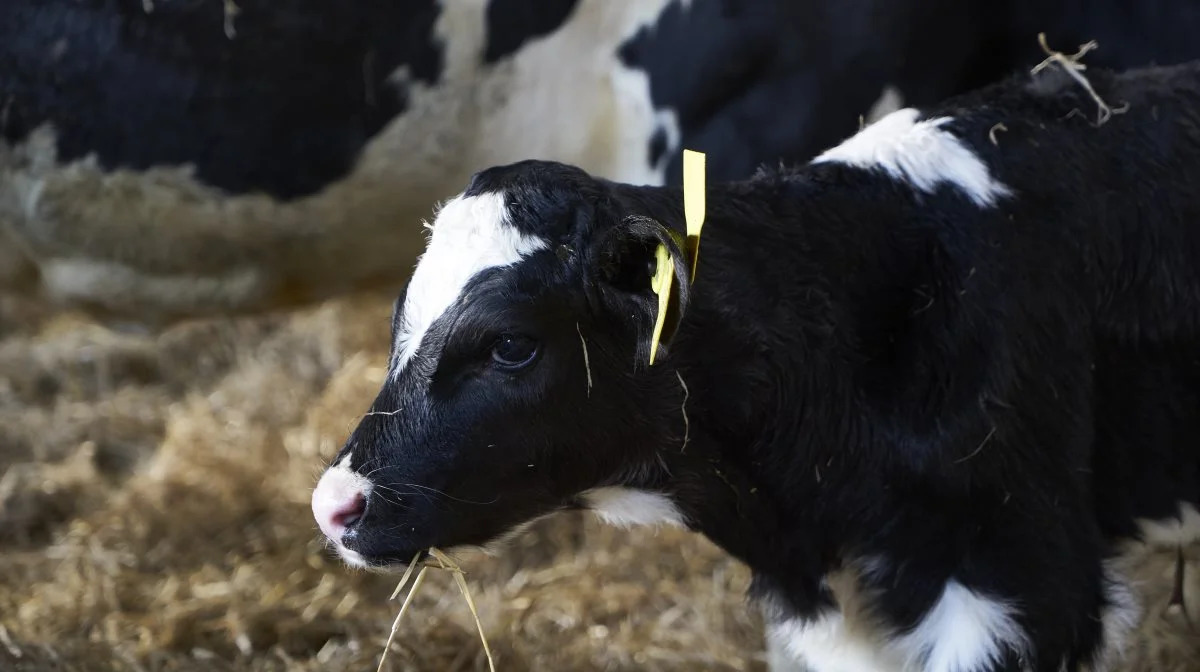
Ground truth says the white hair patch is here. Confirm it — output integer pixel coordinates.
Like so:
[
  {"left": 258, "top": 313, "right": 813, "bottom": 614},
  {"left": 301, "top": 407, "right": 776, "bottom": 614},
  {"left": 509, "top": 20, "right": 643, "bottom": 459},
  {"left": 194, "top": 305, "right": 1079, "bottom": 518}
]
[
  {"left": 771, "top": 578, "right": 1029, "bottom": 672},
  {"left": 813, "top": 107, "right": 1012, "bottom": 208},
  {"left": 581, "top": 486, "right": 685, "bottom": 529}
]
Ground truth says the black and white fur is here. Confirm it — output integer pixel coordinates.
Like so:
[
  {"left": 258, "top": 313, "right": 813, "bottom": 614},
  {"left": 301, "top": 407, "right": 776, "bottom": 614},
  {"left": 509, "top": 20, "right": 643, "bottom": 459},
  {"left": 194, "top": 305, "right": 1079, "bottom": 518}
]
[
  {"left": 10, "top": 0, "right": 1200, "bottom": 327},
  {"left": 312, "top": 59, "right": 1200, "bottom": 671}
]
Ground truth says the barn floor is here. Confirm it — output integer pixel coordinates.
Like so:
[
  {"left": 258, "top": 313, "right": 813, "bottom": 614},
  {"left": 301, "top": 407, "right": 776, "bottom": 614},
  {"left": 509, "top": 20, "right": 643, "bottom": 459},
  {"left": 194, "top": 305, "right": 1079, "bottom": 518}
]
[{"left": 0, "top": 292, "right": 1196, "bottom": 672}]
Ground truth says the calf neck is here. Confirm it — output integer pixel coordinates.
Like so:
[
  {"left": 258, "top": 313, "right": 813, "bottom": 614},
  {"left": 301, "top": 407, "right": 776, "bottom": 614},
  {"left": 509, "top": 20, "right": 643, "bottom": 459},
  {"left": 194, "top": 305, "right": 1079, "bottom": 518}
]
[{"left": 313, "top": 61, "right": 1200, "bottom": 672}]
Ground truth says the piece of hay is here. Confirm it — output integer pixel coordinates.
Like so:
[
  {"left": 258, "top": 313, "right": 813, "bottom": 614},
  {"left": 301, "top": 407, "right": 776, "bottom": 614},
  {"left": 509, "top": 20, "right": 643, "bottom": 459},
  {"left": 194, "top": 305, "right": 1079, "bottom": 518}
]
[
  {"left": 1031, "top": 32, "right": 1127, "bottom": 127},
  {"left": 379, "top": 554, "right": 432, "bottom": 672},
  {"left": 428, "top": 548, "right": 497, "bottom": 672},
  {"left": 676, "top": 371, "right": 690, "bottom": 454},
  {"left": 576, "top": 323, "right": 592, "bottom": 397},
  {"left": 376, "top": 548, "right": 497, "bottom": 672},
  {"left": 988, "top": 122, "right": 1008, "bottom": 146},
  {"left": 223, "top": 0, "right": 240, "bottom": 39}
]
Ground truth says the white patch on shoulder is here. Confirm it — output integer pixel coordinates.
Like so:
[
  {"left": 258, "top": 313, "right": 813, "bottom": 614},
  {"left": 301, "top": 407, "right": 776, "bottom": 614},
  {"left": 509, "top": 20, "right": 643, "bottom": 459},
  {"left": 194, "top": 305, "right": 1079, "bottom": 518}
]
[
  {"left": 813, "top": 107, "right": 1012, "bottom": 208},
  {"left": 389, "top": 191, "right": 546, "bottom": 377},
  {"left": 1136, "top": 501, "right": 1200, "bottom": 549},
  {"left": 580, "top": 486, "right": 685, "bottom": 529},
  {"left": 769, "top": 573, "right": 1028, "bottom": 672}
]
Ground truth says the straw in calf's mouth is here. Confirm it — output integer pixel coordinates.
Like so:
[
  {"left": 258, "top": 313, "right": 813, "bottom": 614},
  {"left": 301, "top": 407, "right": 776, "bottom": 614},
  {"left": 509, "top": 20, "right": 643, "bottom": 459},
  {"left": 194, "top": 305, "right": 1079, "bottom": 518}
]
[{"left": 376, "top": 548, "right": 497, "bottom": 672}]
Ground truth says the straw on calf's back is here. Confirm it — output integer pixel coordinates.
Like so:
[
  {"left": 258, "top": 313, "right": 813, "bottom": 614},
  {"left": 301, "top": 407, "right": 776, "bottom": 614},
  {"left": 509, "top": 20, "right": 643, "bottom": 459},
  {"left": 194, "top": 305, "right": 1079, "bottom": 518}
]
[{"left": 312, "top": 59, "right": 1200, "bottom": 672}]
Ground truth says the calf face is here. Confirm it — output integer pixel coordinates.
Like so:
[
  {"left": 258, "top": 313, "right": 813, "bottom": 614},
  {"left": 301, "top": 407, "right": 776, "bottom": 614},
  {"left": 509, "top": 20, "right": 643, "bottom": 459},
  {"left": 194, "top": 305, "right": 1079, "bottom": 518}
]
[{"left": 311, "top": 160, "right": 693, "bottom": 569}]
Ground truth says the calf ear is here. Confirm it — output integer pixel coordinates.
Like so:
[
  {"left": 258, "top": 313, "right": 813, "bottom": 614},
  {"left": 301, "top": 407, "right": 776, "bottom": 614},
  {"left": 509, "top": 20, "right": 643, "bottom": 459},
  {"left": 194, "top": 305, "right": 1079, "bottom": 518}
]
[{"left": 586, "top": 216, "right": 692, "bottom": 364}]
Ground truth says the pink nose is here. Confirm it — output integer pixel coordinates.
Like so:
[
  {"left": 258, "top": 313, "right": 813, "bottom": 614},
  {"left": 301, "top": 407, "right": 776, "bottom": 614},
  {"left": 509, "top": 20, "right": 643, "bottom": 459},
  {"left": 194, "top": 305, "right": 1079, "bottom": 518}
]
[{"left": 312, "top": 463, "right": 370, "bottom": 541}]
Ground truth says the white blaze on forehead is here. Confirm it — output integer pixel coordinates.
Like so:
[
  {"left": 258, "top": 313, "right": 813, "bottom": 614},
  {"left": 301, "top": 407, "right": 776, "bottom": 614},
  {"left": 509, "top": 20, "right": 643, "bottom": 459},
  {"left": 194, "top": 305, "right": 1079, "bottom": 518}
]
[
  {"left": 390, "top": 191, "right": 547, "bottom": 377},
  {"left": 813, "top": 107, "right": 1012, "bottom": 208}
]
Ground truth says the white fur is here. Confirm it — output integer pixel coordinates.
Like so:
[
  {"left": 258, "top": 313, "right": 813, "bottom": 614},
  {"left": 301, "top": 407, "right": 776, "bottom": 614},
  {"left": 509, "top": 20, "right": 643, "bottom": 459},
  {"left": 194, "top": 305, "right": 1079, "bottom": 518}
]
[
  {"left": 772, "top": 577, "right": 1028, "bottom": 672},
  {"left": 1086, "top": 561, "right": 1140, "bottom": 672},
  {"left": 581, "top": 486, "right": 685, "bottom": 528},
  {"left": 903, "top": 582, "right": 1029, "bottom": 672},
  {"left": 476, "top": 0, "right": 678, "bottom": 187},
  {"left": 337, "top": 547, "right": 370, "bottom": 570},
  {"left": 813, "top": 107, "right": 1012, "bottom": 208},
  {"left": 1135, "top": 501, "right": 1200, "bottom": 549},
  {"left": 770, "top": 611, "right": 903, "bottom": 672},
  {"left": 389, "top": 191, "right": 547, "bottom": 377}
]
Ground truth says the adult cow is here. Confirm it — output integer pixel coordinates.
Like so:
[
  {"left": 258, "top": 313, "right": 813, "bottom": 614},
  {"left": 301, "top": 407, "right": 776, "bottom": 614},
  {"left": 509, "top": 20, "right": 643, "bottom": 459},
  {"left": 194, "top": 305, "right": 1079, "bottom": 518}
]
[{"left": 3, "top": 0, "right": 1200, "bottom": 330}]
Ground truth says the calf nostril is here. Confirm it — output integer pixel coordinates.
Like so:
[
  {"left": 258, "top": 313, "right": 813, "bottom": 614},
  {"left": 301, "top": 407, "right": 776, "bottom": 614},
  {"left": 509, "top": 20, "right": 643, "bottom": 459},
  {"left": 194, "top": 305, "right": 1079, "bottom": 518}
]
[{"left": 333, "top": 492, "right": 366, "bottom": 529}]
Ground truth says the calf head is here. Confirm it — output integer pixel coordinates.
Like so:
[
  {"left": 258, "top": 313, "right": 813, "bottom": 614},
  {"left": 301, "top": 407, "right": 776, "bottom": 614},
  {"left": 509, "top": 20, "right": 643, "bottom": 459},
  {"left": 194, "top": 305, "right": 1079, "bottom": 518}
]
[{"left": 311, "top": 160, "right": 695, "bottom": 569}]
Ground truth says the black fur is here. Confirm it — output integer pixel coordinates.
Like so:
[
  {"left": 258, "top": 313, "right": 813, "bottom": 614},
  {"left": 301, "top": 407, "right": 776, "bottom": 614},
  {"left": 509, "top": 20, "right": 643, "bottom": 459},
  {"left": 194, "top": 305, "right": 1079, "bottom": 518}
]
[
  {"left": 330, "top": 60, "right": 1200, "bottom": 671},
  {"left": 621, "top": 0, "right": 1200, "bottom": 185},
  {"left": 482, "top": 0, "right": 580, "bottom": 64},
  {"left": 0, "top": 0, "right": 443, "bottom": 200}
]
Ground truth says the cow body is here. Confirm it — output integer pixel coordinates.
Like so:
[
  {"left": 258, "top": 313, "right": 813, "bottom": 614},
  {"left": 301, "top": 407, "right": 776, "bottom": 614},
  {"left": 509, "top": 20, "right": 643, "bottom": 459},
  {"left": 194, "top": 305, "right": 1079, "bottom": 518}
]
[
  {"left": 313, "top": 58, "right": 1200, "bottom": 672},
  {"left": 0, "top": 0, "right": 674, "bottom": 325},
  {"left": 6, "top": 0, "right": 1200, "bottom": 327}
]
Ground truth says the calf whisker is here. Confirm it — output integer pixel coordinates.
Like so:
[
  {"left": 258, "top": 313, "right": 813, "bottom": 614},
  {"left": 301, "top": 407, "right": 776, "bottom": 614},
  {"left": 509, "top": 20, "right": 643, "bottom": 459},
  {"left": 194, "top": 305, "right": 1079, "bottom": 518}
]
[
  {"left": 370, "top": 482, "right": 432, "bottom": 505},
  {"left": 364, "top": 489, "right": 410, "bottom": 510},
  {"left": 398, "top": 482, "right": 500, "bottom": 506}
]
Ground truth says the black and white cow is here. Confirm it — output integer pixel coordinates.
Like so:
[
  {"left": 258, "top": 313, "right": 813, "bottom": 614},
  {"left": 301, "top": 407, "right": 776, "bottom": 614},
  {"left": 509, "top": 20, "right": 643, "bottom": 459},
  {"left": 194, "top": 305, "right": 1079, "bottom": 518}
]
[
  {"left": 6, "top": 0, "right": 1200, "bottom": 328},
  {"left": 311, "top": 56, "right": 1200, "bottom": 671}
]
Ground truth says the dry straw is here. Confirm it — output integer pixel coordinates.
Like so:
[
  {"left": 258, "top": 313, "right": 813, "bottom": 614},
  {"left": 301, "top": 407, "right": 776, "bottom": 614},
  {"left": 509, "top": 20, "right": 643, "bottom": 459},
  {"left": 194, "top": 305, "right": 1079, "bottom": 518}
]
[
  {"left": 1031, "top": 32, "right": 1128, "bottom": 126},
  {"left": 377, "top": 548, "right": 497, "bottom": 672}
]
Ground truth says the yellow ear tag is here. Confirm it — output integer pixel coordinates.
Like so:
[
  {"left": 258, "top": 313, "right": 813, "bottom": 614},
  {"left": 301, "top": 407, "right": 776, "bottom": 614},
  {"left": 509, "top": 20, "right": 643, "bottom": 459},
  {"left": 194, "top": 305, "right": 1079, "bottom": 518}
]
[
  {"left": 682, "top": 149, "right": 706, "bottom": 282},
  {"left": 648, "top": 242, "right": 674, "bottom": 366},
  {"left": 647, "top": 149, "right": 706, "bottom": 366}
]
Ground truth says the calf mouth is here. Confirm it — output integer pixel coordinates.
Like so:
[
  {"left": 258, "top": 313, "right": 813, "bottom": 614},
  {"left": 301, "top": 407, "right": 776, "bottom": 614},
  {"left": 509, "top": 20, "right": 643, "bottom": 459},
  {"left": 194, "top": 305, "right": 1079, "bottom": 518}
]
[{"left": 329, "top": 535, "right": 431, "bottom": 574}]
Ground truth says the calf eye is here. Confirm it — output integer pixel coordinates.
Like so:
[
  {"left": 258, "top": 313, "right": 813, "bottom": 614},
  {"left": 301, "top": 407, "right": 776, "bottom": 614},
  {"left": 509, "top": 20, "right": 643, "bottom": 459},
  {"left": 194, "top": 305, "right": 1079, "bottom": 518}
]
[{"left": 492, "top": 334, "right": 539, "bottom": 370}]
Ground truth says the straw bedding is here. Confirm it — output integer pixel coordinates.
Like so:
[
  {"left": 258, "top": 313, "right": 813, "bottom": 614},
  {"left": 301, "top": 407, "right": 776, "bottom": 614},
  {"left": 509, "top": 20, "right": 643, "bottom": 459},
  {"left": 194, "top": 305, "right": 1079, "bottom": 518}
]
[{"left": 0, "top": 292, "right": 1195, "bottom": 671}]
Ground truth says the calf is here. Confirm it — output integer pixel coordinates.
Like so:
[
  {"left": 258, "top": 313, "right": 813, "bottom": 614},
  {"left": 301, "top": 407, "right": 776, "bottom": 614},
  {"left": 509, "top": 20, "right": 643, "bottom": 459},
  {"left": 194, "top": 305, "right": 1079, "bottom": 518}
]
[
  {"left": 8, "top": 0, "right": 1200, "bottom": 328},
  {"left": 311, "top": 58, "right": 1200, "bottom": 671},
  {"left": 314, "top": 56, "right": 1200, "bottom": 671}
]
